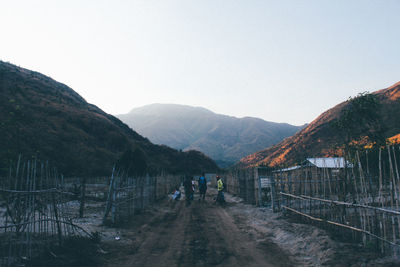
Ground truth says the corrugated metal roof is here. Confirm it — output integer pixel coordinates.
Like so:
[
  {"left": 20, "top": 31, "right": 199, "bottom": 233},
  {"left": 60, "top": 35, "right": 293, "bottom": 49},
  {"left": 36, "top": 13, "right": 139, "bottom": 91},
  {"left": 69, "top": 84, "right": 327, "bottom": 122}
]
[
  {"left": 272, "top": 157, "right": 352, "bottom": 172},
  {"left": 306, "top": 157, "right": 349, "bottom": 168},
  {"left": 272, "top": 165, "right": 302, "bottom": 173}
]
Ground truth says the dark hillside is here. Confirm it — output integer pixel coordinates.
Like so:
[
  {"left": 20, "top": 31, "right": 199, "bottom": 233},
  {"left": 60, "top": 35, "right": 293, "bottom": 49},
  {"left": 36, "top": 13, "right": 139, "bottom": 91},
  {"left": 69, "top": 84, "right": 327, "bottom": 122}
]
[{"left": 0, "top": 61, "right": 218, "bottom": 176}]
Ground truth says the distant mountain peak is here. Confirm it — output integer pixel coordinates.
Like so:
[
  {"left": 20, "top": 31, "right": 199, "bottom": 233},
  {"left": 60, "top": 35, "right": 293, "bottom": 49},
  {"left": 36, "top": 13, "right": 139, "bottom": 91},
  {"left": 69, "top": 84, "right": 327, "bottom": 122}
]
[
  {"left": 129, "top": 103, "right": 213, "bottom": 111},
  {"left": 118, "top": 103, "right": 303, "bottom": 168}
]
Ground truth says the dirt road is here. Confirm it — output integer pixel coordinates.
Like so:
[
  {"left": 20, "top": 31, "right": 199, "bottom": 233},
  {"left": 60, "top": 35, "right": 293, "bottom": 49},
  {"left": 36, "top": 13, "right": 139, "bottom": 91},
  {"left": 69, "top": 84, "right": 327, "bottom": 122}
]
[{"left": 101, "top": 189, "right": 296, "bottom": 267}]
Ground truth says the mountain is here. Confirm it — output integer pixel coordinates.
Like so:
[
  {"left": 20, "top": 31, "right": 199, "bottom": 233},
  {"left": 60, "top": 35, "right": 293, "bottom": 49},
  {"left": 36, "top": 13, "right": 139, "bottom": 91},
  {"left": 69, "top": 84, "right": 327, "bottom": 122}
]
[
  {"left": 0, "top": 61, "right": 218, "bottom": 176},
  {"left": 239, "top": 82, "right": 400, "bottom": 167},
  {"left": 117, "top": 104, "right": 303, "bottom": 167}
]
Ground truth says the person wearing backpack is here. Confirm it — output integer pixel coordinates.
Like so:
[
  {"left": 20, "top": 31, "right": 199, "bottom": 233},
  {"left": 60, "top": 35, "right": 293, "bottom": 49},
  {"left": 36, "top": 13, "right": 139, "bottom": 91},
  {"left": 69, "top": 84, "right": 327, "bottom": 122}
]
[{"left": 198, "top": 173, "right": 207, "bottom": 201}]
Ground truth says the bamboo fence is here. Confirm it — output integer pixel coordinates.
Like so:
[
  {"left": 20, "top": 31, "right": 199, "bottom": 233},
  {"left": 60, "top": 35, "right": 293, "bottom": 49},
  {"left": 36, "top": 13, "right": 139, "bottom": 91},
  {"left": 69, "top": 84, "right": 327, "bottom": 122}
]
[
  {"left": 225, "top": 145, "right": 400, "bottom": 256},
  {"left": 102, "top": 168, "right": 182, "bottom": 224},
  {"left": 0, "top": 157, "right": 91, "bottom": 266}
]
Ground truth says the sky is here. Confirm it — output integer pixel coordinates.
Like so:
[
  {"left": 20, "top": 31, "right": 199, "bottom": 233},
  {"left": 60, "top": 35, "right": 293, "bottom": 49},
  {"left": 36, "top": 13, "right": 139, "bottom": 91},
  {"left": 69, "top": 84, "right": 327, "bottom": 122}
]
[{"left": 1, "top": 0, "right": 399, "bottom": 125}]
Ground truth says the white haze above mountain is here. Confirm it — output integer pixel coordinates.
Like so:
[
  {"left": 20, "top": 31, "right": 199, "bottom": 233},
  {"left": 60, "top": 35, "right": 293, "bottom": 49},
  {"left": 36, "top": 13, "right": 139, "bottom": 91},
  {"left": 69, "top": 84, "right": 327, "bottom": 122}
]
[{"left": 117, "top": 104, "right": 304, "bottom": 167}]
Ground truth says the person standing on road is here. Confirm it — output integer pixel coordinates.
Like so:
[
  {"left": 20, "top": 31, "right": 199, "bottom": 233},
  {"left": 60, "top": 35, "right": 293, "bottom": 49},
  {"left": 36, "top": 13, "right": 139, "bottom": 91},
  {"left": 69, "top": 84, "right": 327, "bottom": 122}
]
[
  {"left": 216, "top": 175, "right": 225, "bottom": 204},
  {"left": 183, "top": 176, "right": 194, "bottom": 206},
  {"left": 191, "top": 180, "right": 196, "bottom": 196},
  {"left": 198, "top": 173, "right": 207, "bottom": 201}
]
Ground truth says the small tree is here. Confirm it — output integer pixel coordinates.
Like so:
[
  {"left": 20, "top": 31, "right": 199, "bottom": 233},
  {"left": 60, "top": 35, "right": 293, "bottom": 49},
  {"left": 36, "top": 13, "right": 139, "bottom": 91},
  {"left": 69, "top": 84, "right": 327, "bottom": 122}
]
[{"left": 332, "top": 92, "right": 384, "bottom": 152}]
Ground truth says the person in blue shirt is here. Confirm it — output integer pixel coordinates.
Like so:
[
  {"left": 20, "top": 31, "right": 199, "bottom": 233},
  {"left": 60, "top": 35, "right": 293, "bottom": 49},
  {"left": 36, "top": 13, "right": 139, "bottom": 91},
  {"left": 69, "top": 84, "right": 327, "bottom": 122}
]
[{"left": 198, "top": 173, "right": 207, "bottom": 201}]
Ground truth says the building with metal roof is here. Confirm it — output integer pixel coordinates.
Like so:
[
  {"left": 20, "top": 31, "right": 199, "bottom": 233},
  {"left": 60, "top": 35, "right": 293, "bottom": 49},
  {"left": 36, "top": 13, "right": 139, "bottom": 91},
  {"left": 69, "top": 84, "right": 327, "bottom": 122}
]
[{"left": 305, "top": 157, "right": 352, "bottom": 169}]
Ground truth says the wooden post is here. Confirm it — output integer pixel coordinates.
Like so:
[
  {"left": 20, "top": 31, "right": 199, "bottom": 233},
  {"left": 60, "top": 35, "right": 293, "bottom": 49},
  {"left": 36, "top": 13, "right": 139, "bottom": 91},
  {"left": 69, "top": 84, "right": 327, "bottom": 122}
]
[
  {"left": 393, "top": 146, "right": 400, "bottom": 208},
  {"left": 379, "top": 148, "right": 384, "bottom": 207},
  {"left": 322, "top": 159, "right": 326, "bottom": 199},
  {"left": 326, "top": 167, "right": 332, "bottom": 198},
  {"left": 351, "top": 157, "right": 359, "bottom": 203},
  {"left": 392, "top": 146, "right": 400, "bottom": 240},
  {"left": 392, "top": 216, "right": 397, "bottom": 256},
  {"left": 256, "top": 168, "right": 262, "bottom": 207},
  {"left": 383, "top": 213, "right": 388, "bottom": 254},
  {"left": 52, "top": 192, "right": 62, "bottom": 246},
  {"left": 140, "top": 176, "right": 144, "bottom": 210},
  {"left": 271, "top": 175, "right": 276, "bottom": 212},
  {"left": 111, "top": 175, "right": 118, "bottom": 224},
  {"left": 356, "top": 152, "right": 362, "bottom": 197},
  {"left": 79, "top": 177, "right": 87, "bottom": 218},
  {"left": 387, "top": 145, "right": 397, "bottom": 210},
  {"left": 103, "top": 166, "right": 116, "bottom": 224}
]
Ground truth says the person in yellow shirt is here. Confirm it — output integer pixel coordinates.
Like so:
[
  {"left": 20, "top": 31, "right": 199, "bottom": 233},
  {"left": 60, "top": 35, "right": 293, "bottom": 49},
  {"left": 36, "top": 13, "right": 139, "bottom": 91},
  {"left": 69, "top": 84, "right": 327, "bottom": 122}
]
[{"left": 216, "top": 176, "right": 225, "bottom": 204}]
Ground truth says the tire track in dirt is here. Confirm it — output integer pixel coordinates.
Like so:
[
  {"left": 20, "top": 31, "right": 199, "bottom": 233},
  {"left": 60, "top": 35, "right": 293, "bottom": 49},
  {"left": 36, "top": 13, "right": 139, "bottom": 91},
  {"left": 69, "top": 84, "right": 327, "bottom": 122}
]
[
  {"left": 104, "top": 189, "right": 296, "bottom": 267},
  {"left": 125, "top": 200, "right": 188, "bottom": 267}
]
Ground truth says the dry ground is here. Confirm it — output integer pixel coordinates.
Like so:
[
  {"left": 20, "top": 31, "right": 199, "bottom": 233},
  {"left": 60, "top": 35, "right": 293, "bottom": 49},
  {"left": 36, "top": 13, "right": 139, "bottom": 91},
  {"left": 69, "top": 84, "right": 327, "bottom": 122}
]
[
  {"left": 73, "top": 189, "right": 400, "bottom": 267},
  {"left": 100, "top": 189, "right": 294, "bottom": 267}
]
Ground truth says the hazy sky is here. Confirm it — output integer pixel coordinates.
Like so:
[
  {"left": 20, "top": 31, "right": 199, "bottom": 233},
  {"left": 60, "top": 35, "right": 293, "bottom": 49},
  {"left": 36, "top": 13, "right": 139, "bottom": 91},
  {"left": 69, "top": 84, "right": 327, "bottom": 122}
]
[{"left": 2, "top": 0, "right": 399, "bottom": 125}]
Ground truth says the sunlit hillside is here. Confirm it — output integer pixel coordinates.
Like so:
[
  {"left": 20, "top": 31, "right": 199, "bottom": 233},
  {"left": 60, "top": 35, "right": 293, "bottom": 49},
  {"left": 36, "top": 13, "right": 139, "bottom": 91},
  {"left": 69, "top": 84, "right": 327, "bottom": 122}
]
[{"left": 240, "top": 82, "right": 400, "bottom": 167}]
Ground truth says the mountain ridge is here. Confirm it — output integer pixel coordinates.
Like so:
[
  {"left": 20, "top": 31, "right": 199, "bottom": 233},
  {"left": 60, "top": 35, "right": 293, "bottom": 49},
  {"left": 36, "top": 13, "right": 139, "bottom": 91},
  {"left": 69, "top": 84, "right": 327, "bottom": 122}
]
[{"left": 117, "top": 104, "right": 303, "bottom": 167}]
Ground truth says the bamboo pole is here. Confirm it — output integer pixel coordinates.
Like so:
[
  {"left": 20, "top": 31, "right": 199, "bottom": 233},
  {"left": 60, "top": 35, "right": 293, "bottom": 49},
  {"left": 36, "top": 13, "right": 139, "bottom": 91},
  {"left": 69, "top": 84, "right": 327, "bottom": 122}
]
[
  {"left": 383, "top": 213, "right": 388, "bottom": 254},
  {"left": 386, "top": 146, "right": 399, "bottom": 249},
  {"left": 356, "top": 151, "right": 366, "bottom": 199},
  {"left": 52, "top": 191, "right": 62, "bottom": 246},
  {"left": 380, "top": 220, "right": 384, "bottom": 253},
  {"left": 392, "top": 216, "right": 397, "bottom": 256},
  {"left": 28, "top": 160, "right": 35, "bottom": 258},
  {"left": 387, "top": 145, "right": 397, "bottom": 209},
  {"left": 15, "top": 155, "right": 21, "bottom": 190},
  {"left": 356, "top": 151, "right": 369, "bottom": 245},
  {"left": 103, "top": 166, "right": 116, "bottom": 223},
  {"left": 45, "top": 161, "right": 49, "bottom": 237},
  {"left": 79, "top": 177, "right": 87, "bottom": 218},
  {"left": 392, "top": 146, "right": 400, "bottom": 240},
  {"left": 32, "top": 160, "right": 37, "bottom": 237},
  {"left": 351, "top": 158, "right": 359, "bottom": 203},
  {"left": 282, "top": 205, "right": 400, "bottom": 247},
  {"left": 298, "top": 194, "right": 400, "bottom": 215},
  {"left": 379, "top": 148, "right": 384, "bottom": 207},
  {"left": 39, "top": 163, "right": 43, "bottom": 237},
  {"left": 393, "top": 146, "right": 400, "bottom": 206},
  {"left": 48, "top": 163, "right": 55, "bottom": 237},
  {"left": 327, "top": 167, "right": 332, "bottom": 198},
  {"left": 361, "top": 208, "right": 366, "bottom": 246}
]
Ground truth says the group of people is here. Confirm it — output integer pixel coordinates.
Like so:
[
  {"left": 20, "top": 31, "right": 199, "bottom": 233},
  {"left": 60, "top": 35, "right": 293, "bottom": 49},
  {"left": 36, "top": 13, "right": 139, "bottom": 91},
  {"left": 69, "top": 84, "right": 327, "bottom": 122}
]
[{"left": 172, "top": 174, "right": 225, "bottom": 206}]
